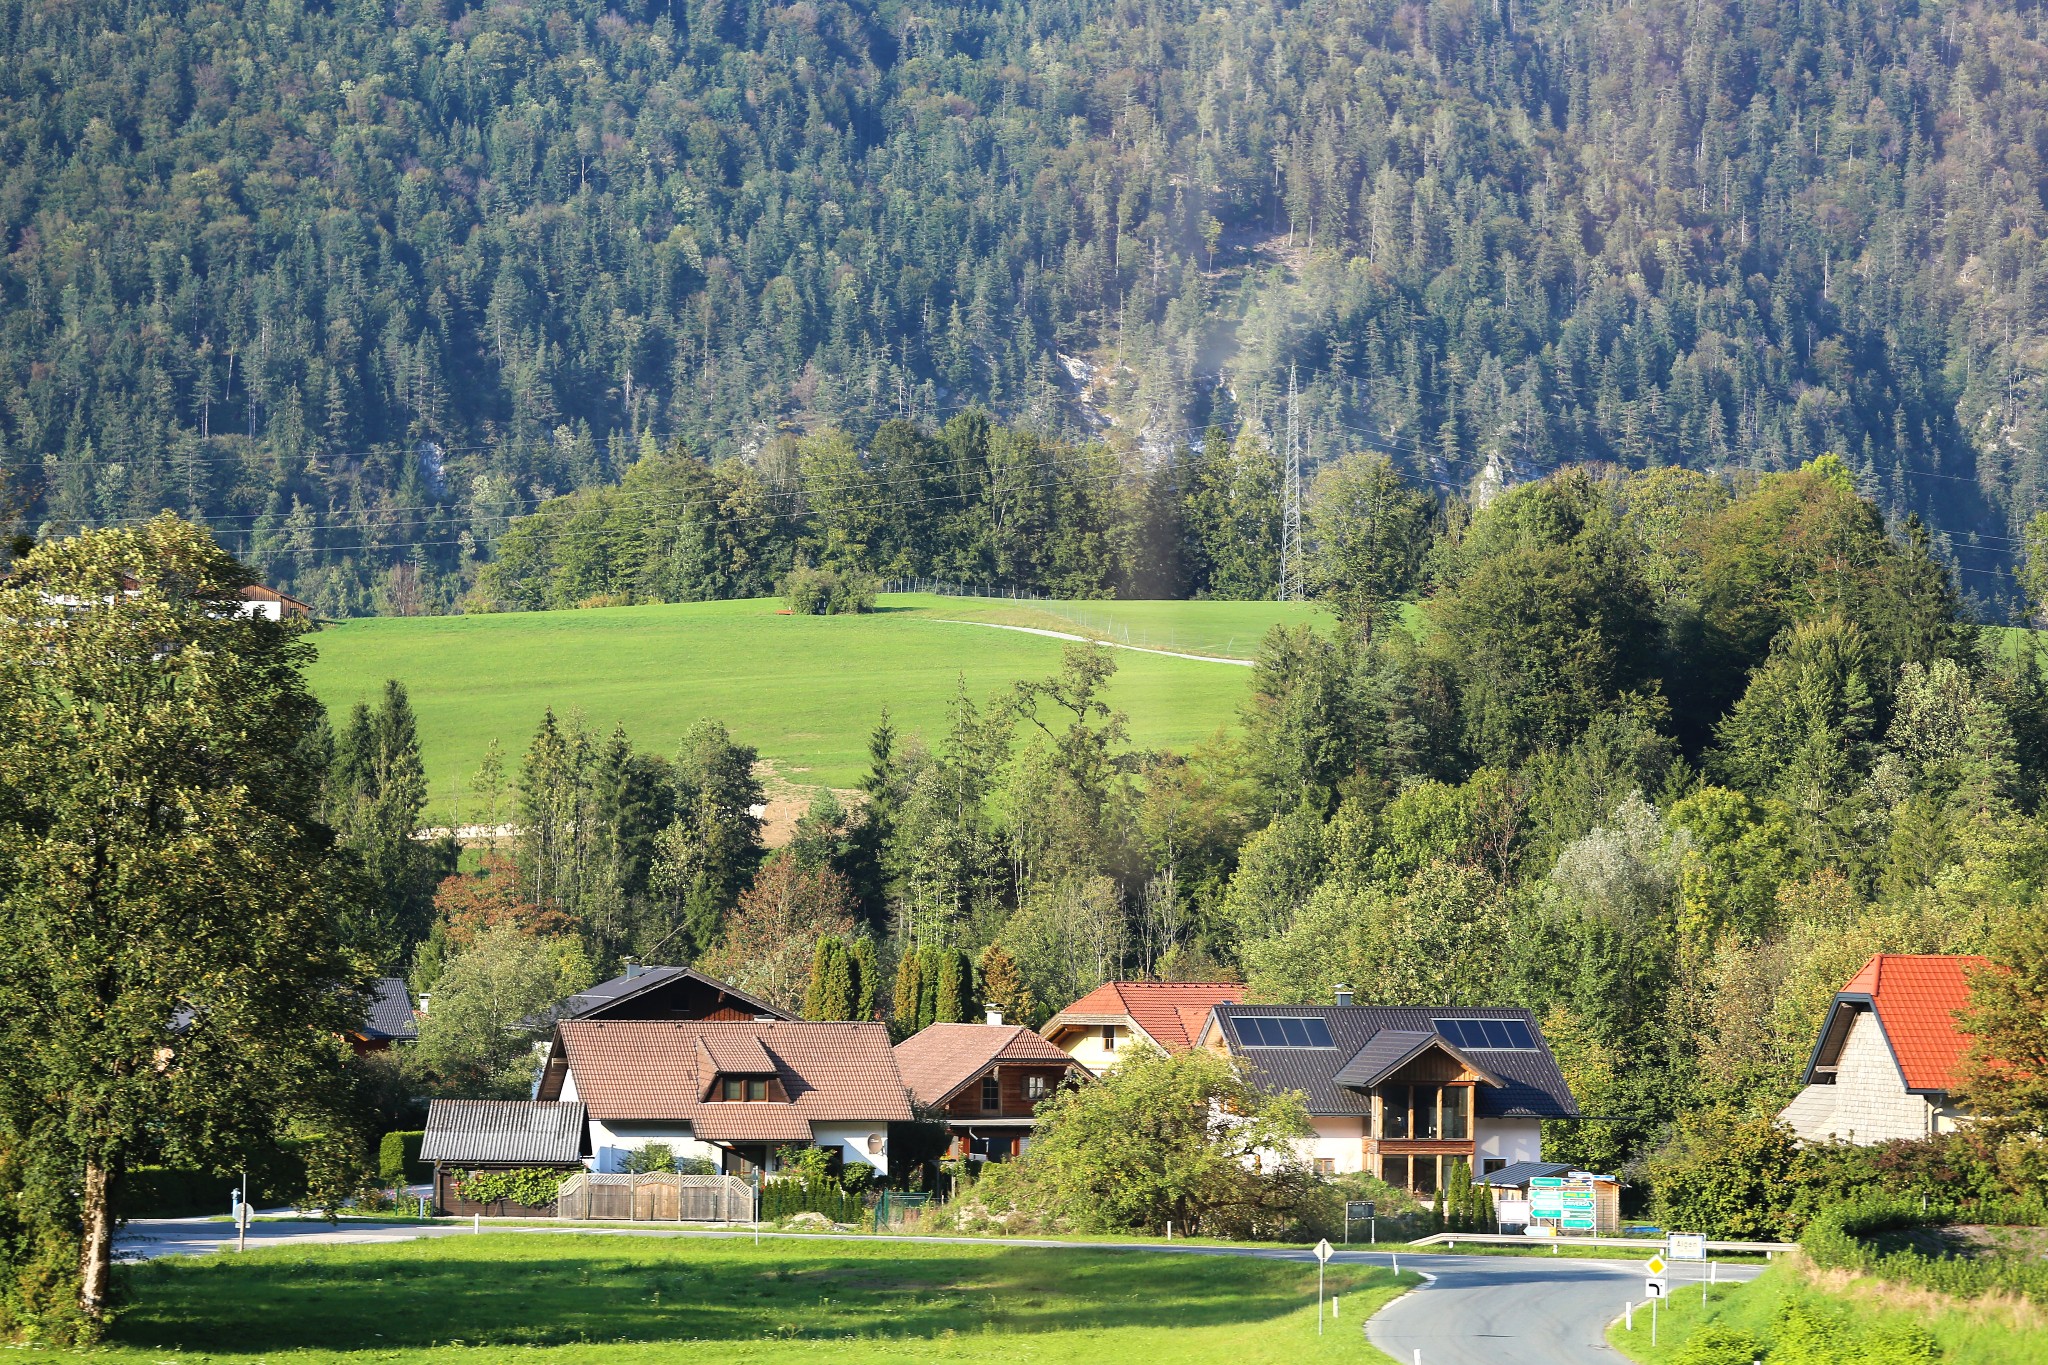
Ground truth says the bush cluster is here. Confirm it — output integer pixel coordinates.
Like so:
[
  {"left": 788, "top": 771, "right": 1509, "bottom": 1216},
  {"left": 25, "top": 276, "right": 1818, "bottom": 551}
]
[
  {"left": 451, "top": 1168, "right": 568, "bottom": 1210},
  {"left": 1801, "top": 1196, "right": 2048, "bottom": 1304},
  {"left": 779, "top": 563, "right": 877, "bottom": 616}
]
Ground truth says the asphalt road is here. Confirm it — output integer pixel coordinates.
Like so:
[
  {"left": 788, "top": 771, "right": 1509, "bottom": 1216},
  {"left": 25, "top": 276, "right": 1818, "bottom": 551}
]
[{"left": 1366, "top": 1252, "right": 1764, "bottom": 1365}]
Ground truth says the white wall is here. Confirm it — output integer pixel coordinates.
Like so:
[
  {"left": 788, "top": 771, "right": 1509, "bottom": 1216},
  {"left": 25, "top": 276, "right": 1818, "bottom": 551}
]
[
  {"left": 585, "top": 1121, "right": 719, "bottom": 1174},
  {"left": 1777, "top": 1010, "right": 1941, "bottom": 1144},
  {"left": 813, "top": 1122, "right": 891, "bottom": 1177},
  {"left": 1474, "top": 1120, "right": 1542, "bottom": 1168},
  {"left": 1302, "top": 1117, "right": 1370, "bottom": 1173}
]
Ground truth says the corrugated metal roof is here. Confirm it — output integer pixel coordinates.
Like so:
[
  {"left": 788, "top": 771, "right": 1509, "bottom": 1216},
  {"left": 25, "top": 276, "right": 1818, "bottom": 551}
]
[
  {"left": 1216, "top": 1005, "right": 1579, "bottom": 1119},
  {"left": 420, "top": 1100, "right": 587, "bottom": 1165}
]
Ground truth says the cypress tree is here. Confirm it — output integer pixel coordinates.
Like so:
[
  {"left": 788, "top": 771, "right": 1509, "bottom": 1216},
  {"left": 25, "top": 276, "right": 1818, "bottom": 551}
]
[
  {"left": 893, "top": 947, "right": 924, "bottom": 1035},
  {"left": 823, "top": 937, "right": 857, "bottom": 1019},
  {"left": 802, "top": 937, "right": 835, "bottom": 1020},
  {"left": 851, "top": 938, "right": 879, "bottom": 1021},
  {"left": 934, "top": 949, "right": 966, "bottom": 1024}
]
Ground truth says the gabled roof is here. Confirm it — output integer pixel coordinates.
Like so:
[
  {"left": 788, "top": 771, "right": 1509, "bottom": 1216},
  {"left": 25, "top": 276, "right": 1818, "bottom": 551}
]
[
  {"left": 1329, "top": 1029, "right": 1503, "bottom": 1090},
  {"left": 1045, "top": 981, "right": 1245, "bottom": 1051},
  {"left": 552, "top": 965, "right": 793, "bottom": 1024},
  {"left": 1802, "top": 954, "right": 1990, "bottom": 1093},
  {"left": 893, "top": 1023, "right": 1083, "bottom": 1107},
  {"left": 420, "top": 1100, "right": 587, "bottom": 1165},
  {"left": 1212, "top": 1005, "right": 1578, "bottom": 1119},
  {"left": 540, "top": 1020, "right": 912, "bottom": 1138},
  {"left": 360, "top": 977, "right": 418, "bottom": 1041}
]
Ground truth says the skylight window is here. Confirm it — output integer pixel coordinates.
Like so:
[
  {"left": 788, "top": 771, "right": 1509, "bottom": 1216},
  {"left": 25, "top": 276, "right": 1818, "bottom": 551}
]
[
  {"left": 1434, "top": 1018, "right": 1537, "bottom": 1051},
  {"left": 1235, "top": 1016, "right": 1335, "bottom": 1048}
]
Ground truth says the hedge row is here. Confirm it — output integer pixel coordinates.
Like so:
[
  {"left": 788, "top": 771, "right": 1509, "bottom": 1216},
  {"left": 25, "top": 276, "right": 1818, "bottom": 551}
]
[
  {"left": 119, "top": 1142, "right": 314, "bottom": 1218},
  {"left": 760, "top": 1178, "right": 867, "bottom": 1225},
  {"left": 378, "top": 1131, "right": 428, "bottom": 1185},
  {"left": 1801, "top": 1197, "right": 2048, "bottom": 1303}
]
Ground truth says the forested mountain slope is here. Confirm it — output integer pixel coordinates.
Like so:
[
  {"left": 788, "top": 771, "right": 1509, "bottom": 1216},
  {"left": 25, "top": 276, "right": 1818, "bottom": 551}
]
[{"left": 1, "top": 0, "right": 2044, "bottom": 614}]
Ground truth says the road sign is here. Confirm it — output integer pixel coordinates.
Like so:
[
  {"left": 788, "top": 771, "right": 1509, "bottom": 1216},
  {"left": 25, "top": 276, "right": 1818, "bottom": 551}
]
[
  {"left": 1644, "top": 1277, "right": 1667, "bottom": 1299},
  {"left": 1668, "top": 1233, "right": 1707, "bottom": 1260},
  {"left": 1644, "top": 1254, "right": 1667, "bottom": 1276},
  {"left": 1315, "top": 1238, "right": 1334, "bottom": 1263},
  {"left": 1345, "top": 1201, "right": 1375, "bottom": 1221}
]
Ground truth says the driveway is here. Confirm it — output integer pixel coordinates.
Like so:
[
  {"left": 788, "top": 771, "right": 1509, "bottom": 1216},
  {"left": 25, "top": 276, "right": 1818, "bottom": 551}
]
[{"left": 1365, "top": 1252, "right": 1764, "bottom": 1365}]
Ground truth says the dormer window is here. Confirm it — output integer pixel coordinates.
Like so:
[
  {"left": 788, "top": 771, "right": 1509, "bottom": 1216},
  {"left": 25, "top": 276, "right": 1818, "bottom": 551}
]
[{"left": 721, "top": 1077, "right": 768, "bottom": 1101}]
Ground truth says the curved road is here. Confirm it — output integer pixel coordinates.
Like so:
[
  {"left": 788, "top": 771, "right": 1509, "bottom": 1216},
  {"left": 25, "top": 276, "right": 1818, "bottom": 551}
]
[{"left": 1366, "top": 1252, "right": 1763, "bottom": 1365}]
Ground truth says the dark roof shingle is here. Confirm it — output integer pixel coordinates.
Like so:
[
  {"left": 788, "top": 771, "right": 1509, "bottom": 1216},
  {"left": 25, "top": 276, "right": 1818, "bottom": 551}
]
[
  {"left": 362, "top": 977, "right": 418, "bottom": 1041},
  {"left": 1216, "top": 1005, "right": 1578, "bottom": 1119},
  {"left": 420, "top": 1100, "right": 587, "bottom": 1165}
]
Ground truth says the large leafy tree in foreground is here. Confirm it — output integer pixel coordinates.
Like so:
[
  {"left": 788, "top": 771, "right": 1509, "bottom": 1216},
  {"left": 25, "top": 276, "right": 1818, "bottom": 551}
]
[{"left": 0, "top": 516, "right": 363, "bottom": 1333}]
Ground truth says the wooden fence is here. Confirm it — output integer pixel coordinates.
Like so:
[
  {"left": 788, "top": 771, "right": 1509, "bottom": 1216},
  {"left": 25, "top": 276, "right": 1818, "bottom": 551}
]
[{"left": 554, "top": 1172, "right": 755, "bottom": 1224}]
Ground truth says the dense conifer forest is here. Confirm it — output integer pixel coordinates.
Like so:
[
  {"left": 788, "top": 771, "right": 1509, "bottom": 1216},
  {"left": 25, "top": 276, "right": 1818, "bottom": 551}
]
[{"left": 3, "top": 0, "right": 2048, "bottom": 613}]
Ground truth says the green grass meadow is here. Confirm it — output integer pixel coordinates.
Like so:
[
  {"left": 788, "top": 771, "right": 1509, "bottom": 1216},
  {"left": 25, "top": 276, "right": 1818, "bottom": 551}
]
[
  {"left": 304, "top": 595, "right": 1309, "bottom": 811},
  {"left": 92, "top": 1234, "right": 1411, "bottom": 1363},
  {"left": 1607, "top": 1263, "right": 2048, "bottom": 1364}
]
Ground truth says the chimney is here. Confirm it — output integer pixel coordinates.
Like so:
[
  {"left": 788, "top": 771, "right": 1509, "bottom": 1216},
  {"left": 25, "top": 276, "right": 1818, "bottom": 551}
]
[
  {"left": 986, "top": 1006, "right": 1004, "bottom": 1027},
  {"left": 416, "top": 993, "right": 430, "bottom": 1015},
  {"left": 1334, "top": 984, "right": 1353, "bottom": 1008},
  {"left": 623, "top": 956, "right": 643, "bottom": 979}
]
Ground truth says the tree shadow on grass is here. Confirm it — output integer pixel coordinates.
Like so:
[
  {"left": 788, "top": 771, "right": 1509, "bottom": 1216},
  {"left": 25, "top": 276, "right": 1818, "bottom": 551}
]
[{"left": 113, "top": 1238, "right": 1397, "bottom": 1354}]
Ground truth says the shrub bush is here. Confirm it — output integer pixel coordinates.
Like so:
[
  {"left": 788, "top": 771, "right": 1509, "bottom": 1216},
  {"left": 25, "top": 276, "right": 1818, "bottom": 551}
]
[
  {"left": 1801, "top": 1196, "right": 2048, "bottom": 1303},
  {"left": 377, "top": 1130, "right": 426, "bottom": 1185},
  {"left": 780, "top": 562, "right": 877, "bottom": 615},
  {"left": 1672, "top": 1325, "right": 1765, "bottom": 1365},
  {"left": 451, "top": 1167, "right": 568, "bottom": 1210},
  {"left": 759, "top": 1176, "right": 866, "bottom": 1225}
]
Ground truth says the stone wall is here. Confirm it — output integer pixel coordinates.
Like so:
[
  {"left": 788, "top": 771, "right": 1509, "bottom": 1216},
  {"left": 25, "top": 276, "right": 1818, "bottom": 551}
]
[{"left": 1777, "top": 1008, "right": 1935, "bottom": 1144}]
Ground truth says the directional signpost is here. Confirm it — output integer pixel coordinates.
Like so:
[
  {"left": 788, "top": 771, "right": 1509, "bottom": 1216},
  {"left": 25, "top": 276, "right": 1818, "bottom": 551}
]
[{"left": 1315, "top": 1238, "right": 1334, "bottom": 1335}]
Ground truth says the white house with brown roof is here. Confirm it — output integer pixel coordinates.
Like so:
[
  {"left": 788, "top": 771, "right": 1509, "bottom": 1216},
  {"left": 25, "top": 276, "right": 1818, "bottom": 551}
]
[
  {"left": 535, "top": 1019, "right": 913, "bottom": 1177},
  {"left": 1041, "top": 981, "right": 1245, "bottom": 1071},
  {"left": 894, "top": 1021, "right": 1088, "bottom": 1161}
]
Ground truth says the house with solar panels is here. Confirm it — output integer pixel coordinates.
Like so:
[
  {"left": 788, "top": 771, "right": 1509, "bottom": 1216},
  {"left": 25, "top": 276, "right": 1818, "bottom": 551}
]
[{"left": 1197, "top": 990, "right": 1580, "bottom": 1197}]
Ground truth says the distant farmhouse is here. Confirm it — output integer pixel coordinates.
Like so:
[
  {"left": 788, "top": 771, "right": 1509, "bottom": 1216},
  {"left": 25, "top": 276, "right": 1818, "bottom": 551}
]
[
  {"left": 1041, "top": 980, "right": 1244, "bottom": 1072},
  {"left": 894, "top": 1018, "right": 1088, "bottom": 1162},
  {"left": 1779, "top": 954, "right": 1988, "bottom": 1145},
  {"left": 348, "top": 976, "right": 418, "bottom": 1054},
  {"left": 546, "top": 961, "right": 794, "bottom": 1025}
]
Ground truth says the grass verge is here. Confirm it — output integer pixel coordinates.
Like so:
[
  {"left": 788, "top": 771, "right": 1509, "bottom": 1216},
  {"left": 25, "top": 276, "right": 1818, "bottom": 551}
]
[
  {"left": 1607, "top": 1259, "right": 2048, "bottom": 1364},
  {"left": 96, "top": 1233, "right": 1414, "bottom": 1363}
]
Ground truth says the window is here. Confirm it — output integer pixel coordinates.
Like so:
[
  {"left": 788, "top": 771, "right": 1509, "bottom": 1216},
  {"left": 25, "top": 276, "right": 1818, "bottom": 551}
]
[
  {"left": 1101, "top": 1024, "right": 1120, "bottom": 1050},
  {"left": 747, "top": 1078, "right": 767, "bottom": 1102},
  {"left": 1433, "top": 1018, "right": 1538, "bottom": 1051},
  {"left": 1380, "top": 1155, "right": 1409, "bottom": 1189},
  {"left": 1442, "top": 1085, "right": 1469, "bottom": 1141},
  {"left": 1417, "top": 1085, "right": 1440, "bottom": 1140},
  {"left": 1235, "top": 1016, "right": 1336, "bottom": 1048},
  {"left": 1025, "top": 1073, "right": 1049, "bottom": 1101},
  {"left": 1483, "top": 1159, "right": 1507, "bottom": 1176},
  {"left": 1313, "top": 1158, "right": 1335, "bottom": 1177},
  {"left": 1381, "top": 1087, "right": 1409, "bottom": 1139},
  {"left": 721, "top": 1077, "right": 743, "bottom": 1101},
  {"left": 1412, "top": 1155, "right": 1439, "bottom": 1196},
  {"left": 982, "top": 1074, "right": 1001, "bottom": 1111}
]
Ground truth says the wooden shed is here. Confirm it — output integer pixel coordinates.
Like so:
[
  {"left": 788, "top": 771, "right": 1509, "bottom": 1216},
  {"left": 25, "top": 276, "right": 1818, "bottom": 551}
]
[{"left": 421, "top": 1099, "right": 588, "bottom": 1216}]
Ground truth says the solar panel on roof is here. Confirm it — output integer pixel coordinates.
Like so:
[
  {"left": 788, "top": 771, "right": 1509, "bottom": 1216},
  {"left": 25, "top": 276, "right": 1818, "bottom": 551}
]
[
  {"left": 1434, "top": 1018, "right": 1537, "bottom": 1051},
  {"left": 1236, "top": 1016, "right": 1334, "bottom": 1048}
]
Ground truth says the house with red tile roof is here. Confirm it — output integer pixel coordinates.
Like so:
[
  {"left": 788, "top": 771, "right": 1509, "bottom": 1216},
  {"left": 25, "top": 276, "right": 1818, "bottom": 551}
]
[
  {"left": 1041, "top": 981, "right": 1245, "bottom": 1071},
  {"left": 894, "top": 1021, "right": 1088, "bottom": 1163},
  {"left": 1778, "top": 954, "right": 1990, "bottom": 1144},
  {"left": 533, "top": 1019, "right": 912, "bottom": 1177}
]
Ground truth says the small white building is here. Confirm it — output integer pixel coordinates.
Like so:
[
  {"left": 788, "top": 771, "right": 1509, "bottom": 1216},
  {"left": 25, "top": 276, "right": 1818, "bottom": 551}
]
[
  {"left": 535, "top": 1018, "right": 912, "bottom": 1178},
  {"left": 1778, "top": 954, "right": 1987, "bottom": 1145}
]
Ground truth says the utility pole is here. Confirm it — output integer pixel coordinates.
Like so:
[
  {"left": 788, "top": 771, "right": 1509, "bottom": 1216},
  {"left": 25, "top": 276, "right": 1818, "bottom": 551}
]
[{"left": 1281, "top": 365, "right": 1303, "bottom": 601}]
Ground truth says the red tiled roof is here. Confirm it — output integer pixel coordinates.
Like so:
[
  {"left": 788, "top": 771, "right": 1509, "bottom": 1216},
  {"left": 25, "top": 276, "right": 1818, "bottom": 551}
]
[
  {"left": 1840, "top": 954, "right": 1992, "bottom": 1092},
  {"left": 893, "top": 1023, "right": 1082, "bottom": 1107},
  {"left": 1046, "top": 981, "right": 1245, "bottom": 1051},
  {"left": 544, "top": 1020, "right": 912, "bottom": 1133}
]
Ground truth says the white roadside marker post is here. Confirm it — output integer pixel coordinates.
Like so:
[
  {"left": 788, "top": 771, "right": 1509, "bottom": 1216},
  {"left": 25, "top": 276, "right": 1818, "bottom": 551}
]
[{"left": 1314, "top": 1238, "right": 1333, "bottom": 1336}]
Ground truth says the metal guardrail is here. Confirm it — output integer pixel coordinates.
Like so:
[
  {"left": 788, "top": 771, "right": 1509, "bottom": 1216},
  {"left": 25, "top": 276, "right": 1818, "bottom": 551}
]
[{"left": 1404, "top": 1232, "right": 1797, "bottom": 1253}]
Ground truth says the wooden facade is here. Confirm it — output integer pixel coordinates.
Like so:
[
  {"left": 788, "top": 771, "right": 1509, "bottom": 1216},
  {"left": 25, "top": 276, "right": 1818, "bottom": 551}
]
[
  {"left": 939, "top": 1062, "right": 1074, "bottom": 1159},
  {"left": 432, "top": 1162, "right": 579, "bottom": 1217},
  {"left": 1365, "top": 1051, "right": 1484, "bottom": 1194}
]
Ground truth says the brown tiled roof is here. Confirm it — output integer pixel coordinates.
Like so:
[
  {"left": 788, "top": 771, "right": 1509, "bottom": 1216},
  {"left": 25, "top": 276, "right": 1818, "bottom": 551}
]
[
  {"left": 1835, "top": 954, "right": 1992, "bottom": 1092},
  {"left": 544, "top": 1020, "right": 912, "bottom": 1132},
  {"left": 893, "top": 1023, "right": 1083, "bottom": 1107},
  {"left": 696, "top": 1031, "right": 777, "bottom": 1074},
  {"left": 1046, "top": 981, "right": 1245, "bottom": 1051}
]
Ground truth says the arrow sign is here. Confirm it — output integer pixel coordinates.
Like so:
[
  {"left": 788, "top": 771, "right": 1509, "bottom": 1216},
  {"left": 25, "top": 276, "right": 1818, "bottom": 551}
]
[
  {"left": 1315, "top": 1238, "right": 1334, "bottom": 1263},
  {"left": 1645, "top": 1254, "right": 1666, "bottom": 1276}
]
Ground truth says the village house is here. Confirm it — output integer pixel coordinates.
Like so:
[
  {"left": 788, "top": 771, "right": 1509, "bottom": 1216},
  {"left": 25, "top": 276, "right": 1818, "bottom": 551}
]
[
  {"left": 1778, "top": 953, "right": 1989, "bottom": 1145},
  {"left": 1041, "top": 980, "right": 1245, "bottom": 1072},
  {"left": 548, "top": 961, "right": 794, "bottom": 1024},
  {"left": 1199, "top": 993, "right": 1579, "bottom": 1195},
  {"left": 348, "top": 976, "right": 418, "bottom": 1054},
  {"left": 533, "top": 1018, "right": 912, "bottom": 1177},
  {"left": 893, "top": 1015, "right": 1089, "bottom": 1162}
]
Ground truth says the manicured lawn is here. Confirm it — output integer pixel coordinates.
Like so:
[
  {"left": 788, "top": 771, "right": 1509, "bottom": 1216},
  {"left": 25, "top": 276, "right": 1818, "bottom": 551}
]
[
  {"left": 303, "top": 595, "right": 1274, "bottom": 812},
  {"left": 1608, "top": 1262, "right": 2048, "bottom": 1364},
  {"left": 98, "top": 1233, "right": 1412, "bottom": 1363}
]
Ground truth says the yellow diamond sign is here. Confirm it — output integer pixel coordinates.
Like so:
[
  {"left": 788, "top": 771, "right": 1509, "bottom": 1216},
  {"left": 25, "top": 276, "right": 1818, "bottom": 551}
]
[{"left": 1645, "top": 1255, "right": 1667, "bottom": 1276}]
